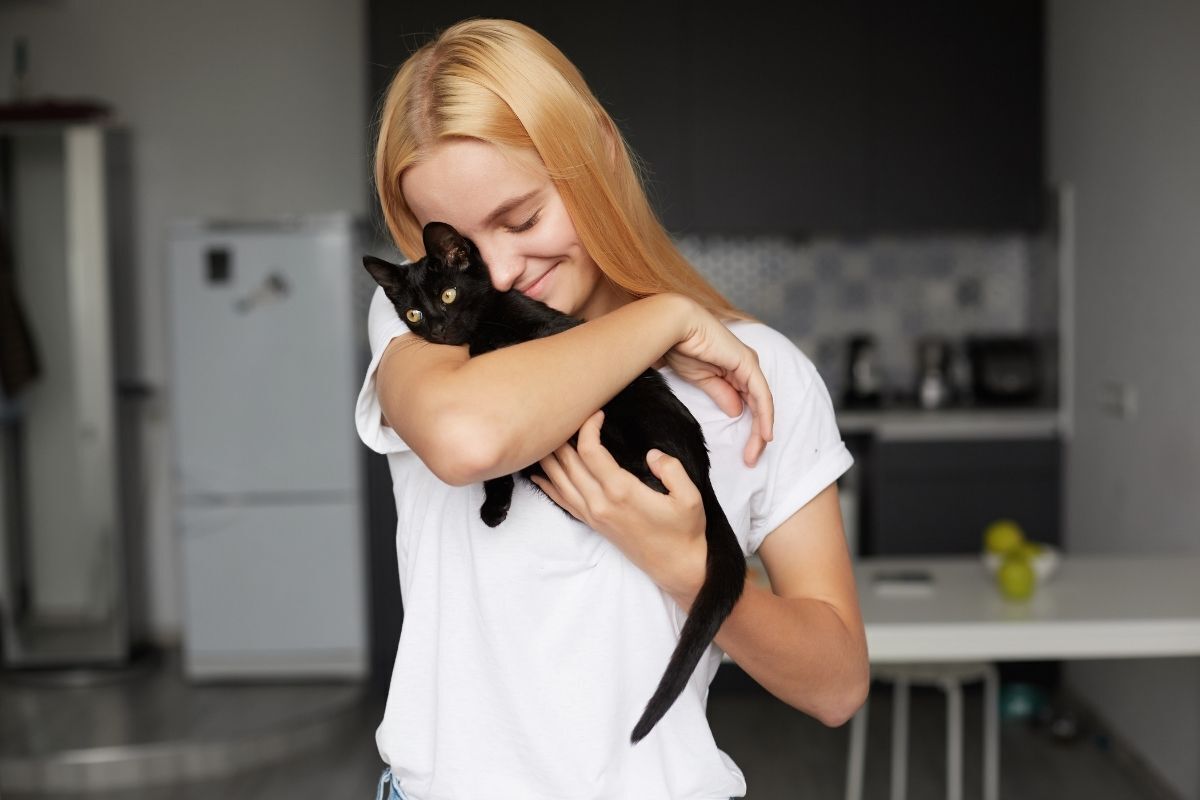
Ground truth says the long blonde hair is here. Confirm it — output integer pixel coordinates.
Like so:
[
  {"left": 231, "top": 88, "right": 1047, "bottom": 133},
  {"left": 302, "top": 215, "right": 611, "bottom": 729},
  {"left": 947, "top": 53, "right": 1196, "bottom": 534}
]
[{"left": 372, "top": 18, "right": 749, "bottom": 321}]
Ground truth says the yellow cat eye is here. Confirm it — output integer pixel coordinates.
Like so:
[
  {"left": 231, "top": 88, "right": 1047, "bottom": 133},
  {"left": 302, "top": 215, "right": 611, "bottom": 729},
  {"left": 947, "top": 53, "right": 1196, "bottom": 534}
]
[
  {"left": 405, "top": 309, "right": 423, "bottom": 324},
  {"left": 441, "top": 287, "right": 457, "bottom": 304}
]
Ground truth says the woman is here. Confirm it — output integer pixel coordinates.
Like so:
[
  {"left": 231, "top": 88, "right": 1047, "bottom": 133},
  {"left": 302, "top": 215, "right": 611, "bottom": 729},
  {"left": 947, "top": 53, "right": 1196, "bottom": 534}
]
[{"left": 358, "top": 18, "right": 868, "bottom": 800}]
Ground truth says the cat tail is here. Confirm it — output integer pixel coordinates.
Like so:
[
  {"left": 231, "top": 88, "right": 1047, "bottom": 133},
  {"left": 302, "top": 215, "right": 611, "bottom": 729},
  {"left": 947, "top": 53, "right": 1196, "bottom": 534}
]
[{"left": 630, "top": 488, "right": 745, "bottom": 744}]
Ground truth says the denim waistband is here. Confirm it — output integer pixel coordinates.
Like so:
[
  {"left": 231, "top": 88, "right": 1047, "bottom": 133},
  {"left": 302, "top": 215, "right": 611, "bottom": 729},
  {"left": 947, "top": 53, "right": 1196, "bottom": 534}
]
[
  {"left": 374, "top": 767, "right": 735, "bottom": 800},
  {"left": 375, "top": 766, "right": 407, "bottom": 800}
]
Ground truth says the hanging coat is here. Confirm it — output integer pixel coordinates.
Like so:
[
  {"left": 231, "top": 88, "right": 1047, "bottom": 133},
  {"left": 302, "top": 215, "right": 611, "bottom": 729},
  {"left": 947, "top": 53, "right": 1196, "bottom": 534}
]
[{"left": 0, "top": 218, "right": 41, "bottom": 398}]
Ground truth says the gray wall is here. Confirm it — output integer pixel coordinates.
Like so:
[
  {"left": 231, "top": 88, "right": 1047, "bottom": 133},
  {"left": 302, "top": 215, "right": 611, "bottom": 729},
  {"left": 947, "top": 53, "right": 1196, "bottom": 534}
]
[
  {"left": 0, "top": 0, "right": 368, "bottom": 643},
  {"left": 1049, "top": 2, "right": 1200, "bottom": 796}
]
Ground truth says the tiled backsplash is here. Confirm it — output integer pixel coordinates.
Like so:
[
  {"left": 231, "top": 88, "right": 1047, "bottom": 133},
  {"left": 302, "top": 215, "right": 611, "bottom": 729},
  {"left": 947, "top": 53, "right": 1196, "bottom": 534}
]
[
  {"left": 354, "top": 231, "right": 1061, "bottom": 405},
  {"left": 675, "top": 234, "right": 1059, "bottom": 401}
]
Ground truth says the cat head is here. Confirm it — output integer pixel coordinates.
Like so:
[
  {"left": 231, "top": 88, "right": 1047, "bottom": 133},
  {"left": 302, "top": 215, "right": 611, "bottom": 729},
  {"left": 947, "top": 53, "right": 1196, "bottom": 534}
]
[{"left": 362, "top": 222, "right": 493, "bottom": 346}]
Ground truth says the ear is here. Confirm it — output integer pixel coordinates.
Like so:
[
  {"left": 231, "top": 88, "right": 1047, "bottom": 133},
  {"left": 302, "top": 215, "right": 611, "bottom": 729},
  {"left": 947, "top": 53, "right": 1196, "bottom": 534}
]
[
  {"left": 362, "top": 255, "right": 402, "bottom": 292},
  {"left": 422, "top": 221, "right": 471, "bottom": 271}
]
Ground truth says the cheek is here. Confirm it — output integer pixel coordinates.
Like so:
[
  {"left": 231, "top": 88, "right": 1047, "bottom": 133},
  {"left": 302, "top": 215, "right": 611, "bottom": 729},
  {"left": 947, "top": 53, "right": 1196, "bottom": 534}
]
[{"left": 535, "top": 203, "right": 583, "bottom": 251}]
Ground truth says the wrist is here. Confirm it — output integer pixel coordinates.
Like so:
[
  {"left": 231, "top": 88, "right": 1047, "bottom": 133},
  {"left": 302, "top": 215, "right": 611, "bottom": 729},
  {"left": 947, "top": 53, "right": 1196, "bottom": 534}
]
[
  {"left": 664, "top": 535, "right": 708, "bottom": 611},
  {"left": 646, "top": 292, "right": 695, "bottom": 347}
]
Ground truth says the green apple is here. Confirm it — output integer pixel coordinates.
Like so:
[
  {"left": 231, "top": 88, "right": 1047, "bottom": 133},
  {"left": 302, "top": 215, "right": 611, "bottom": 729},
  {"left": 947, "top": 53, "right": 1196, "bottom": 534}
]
[
  {"left": 997, "top": 555, "right": 1036, "bottom": 600},
  {"left": 984, "top": 519, "right": 1026, "bottom": 555},
  {"left": 1016, "top": 541, "right": 1045, "bottom": 560}
]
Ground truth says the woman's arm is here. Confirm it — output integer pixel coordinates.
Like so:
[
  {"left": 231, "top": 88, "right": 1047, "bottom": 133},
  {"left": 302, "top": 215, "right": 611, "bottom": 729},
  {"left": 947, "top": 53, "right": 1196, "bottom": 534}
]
[
  {"left": 677, "top": 484, "right": 869, "bottom": 727},
  {"left": 531, "top": 416, "right": 868, "bottom": 727},
  {"left": 376, "top": 292, "right": 772, "bottom": 485}
]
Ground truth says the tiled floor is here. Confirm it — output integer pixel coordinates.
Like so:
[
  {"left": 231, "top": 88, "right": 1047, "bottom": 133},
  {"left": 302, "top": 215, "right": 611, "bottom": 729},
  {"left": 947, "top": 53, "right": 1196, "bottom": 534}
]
[
  {"left": 708, "top": 679, "right": 1172, "bottom": 800},
  {"left": 1, "top": 660, "right": 1175, "bottom": 800}
]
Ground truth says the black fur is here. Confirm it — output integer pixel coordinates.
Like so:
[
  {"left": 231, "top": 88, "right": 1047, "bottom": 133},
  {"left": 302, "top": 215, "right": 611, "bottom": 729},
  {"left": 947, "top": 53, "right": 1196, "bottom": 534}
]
[{"left": 362, "top": 221, "right": 746, "bottom": 744}]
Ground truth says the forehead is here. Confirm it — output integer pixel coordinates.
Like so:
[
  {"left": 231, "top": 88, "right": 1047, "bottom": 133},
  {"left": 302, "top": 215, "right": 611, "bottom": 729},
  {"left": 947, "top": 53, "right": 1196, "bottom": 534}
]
[{"left": 401, "top": 139, "right": 547, "bottom": 236}]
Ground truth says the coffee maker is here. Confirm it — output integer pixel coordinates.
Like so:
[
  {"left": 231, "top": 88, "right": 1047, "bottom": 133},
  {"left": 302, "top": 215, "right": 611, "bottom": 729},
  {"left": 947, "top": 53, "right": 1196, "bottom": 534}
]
[
  {"left": 914, "top": 336, "right": 954, "bottom": 409},
  {"left": 843, "top": 334, "right": 884, "bottom": 408}
]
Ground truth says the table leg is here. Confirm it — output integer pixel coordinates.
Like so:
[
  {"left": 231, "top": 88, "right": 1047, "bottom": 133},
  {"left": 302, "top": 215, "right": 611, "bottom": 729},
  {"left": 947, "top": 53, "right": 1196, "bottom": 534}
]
[
  {"left": 944, "top": 678, "right": 963, "bottom": 800},
  {"left": 845, "top": 699, "right": 867, "bottom": 800},
  {"left": 890, "top": 676, "right": 909, "bottom": 800},
  {"left": 984, "top": 664, "right": 1000, "bottom": 800}
]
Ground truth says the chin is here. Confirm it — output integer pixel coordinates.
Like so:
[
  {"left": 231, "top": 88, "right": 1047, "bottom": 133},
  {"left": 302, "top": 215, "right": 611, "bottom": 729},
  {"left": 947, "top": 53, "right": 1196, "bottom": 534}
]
[
  {"left": 538, "top": 290, "right": 568, "bottom": 314},
  {"left": 553, "top": 299, "right": 581, "bottom": 317}
]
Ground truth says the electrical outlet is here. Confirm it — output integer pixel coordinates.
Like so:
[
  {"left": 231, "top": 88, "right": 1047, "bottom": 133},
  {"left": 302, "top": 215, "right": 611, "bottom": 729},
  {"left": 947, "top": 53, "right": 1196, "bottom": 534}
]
[{"left": 1100, "top": 380, "right": 1138, "bottom": 419}]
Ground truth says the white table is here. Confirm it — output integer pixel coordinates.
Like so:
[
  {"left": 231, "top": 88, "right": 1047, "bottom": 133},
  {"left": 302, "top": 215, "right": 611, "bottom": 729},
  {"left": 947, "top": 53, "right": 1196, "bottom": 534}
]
[
  {"left": 854, "top": 554, "right": 1200, "bottom": 662},
  {"left": 849, "top": 554, "right": 1200, "bottom": 800},
  {"left": 735, "top": 554, "right": 1200, "bottom": 800}
]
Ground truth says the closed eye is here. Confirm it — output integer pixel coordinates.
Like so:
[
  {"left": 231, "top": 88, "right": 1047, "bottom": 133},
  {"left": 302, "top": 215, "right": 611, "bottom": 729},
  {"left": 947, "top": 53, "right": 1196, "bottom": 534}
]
[{"left": 504, "top": 210, "right": 540, "bottom": 234}]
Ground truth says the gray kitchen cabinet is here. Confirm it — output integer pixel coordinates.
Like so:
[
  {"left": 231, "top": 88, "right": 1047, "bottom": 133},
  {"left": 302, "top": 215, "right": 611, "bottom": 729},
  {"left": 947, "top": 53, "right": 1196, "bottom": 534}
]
[{"left": 857, "top": 437, "right": 1062, "bottom": 556}]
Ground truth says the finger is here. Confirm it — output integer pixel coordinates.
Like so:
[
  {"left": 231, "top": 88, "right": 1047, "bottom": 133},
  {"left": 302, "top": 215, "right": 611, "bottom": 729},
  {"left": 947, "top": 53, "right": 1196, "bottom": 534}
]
[
  {"left": 539, "top": 452, "right": 589, "bottom": 515},
  {"left": 553, "top": 439, "right": 607, "bottom": 511},
  {"left": 695, "top": 375, "right": 744, "bottom": 418},
  {"left": 743, "top": 433, "right": 767, "bottom": 469},
  {"left": 576, "top": 410, "right": 606, "bottom": 455},
  {"left": 738, "top": 370, "right": 775, "bottom": 467},
  {"left": 745, "top": 367, "right": 775, "bottom": 442},
  {"left": 575, "top": 411, "right": 627, "bottom": 492},
  {"left": 530, "top": 474, "right": 582, "bottom": 522},
  {"left": 646, "top": 449, "right": 702, "bottom": 506}
]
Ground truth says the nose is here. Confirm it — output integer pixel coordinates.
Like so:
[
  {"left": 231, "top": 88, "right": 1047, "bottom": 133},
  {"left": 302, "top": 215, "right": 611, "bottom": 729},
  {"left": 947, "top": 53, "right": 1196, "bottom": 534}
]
[{"left": 477, "top": 241, "right": 524, "bottom": 292}]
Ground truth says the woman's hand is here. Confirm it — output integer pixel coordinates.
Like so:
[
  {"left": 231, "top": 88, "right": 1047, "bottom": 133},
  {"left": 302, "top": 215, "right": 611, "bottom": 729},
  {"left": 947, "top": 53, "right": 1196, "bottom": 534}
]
[
  {"left": 530, "top": 410, "right": 707, "bottom": 603},
  {"left": 662, "top": 295, "right": 774, "bottom": 467}
]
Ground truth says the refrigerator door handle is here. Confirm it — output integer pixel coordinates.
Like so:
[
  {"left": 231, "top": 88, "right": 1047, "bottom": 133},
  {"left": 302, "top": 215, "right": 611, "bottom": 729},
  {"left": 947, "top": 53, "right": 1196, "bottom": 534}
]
[{"left": 234, "top": 272, "right": 290, "bottom": 314}]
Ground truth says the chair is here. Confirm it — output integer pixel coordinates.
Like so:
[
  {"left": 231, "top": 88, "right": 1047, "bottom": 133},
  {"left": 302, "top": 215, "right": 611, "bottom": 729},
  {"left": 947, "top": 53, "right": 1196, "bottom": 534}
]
[{"left": 845, "top": 661, "right": 999, "bottom": 800}]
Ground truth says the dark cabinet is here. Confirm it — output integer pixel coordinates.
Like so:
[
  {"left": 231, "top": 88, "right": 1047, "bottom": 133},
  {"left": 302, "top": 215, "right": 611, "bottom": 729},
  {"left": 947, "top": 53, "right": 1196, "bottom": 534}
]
[
  {"left": 368, "top": 1, "right": 1044, "bottom": 236},
  {"left": 859, "top": 437, "right": 1062, "bottom": 556},
  {"left": 684, "top": 4, "right": 870, "bottom": 235},
  {"left": 864, "top": 3, "right": 1045, "bottom": 232}
]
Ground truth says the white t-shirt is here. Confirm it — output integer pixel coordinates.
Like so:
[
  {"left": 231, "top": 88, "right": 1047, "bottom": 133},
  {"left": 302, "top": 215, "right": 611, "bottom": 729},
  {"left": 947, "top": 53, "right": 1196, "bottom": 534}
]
[{"left": 356, "top": 286, "right": 853, "bottom": 800}]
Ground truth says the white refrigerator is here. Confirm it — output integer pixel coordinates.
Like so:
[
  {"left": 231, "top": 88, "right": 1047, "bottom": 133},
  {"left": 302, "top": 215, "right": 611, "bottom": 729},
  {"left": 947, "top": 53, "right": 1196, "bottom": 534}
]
[{"left": 167, "top": 213, "right": 368, "bottom": 681}]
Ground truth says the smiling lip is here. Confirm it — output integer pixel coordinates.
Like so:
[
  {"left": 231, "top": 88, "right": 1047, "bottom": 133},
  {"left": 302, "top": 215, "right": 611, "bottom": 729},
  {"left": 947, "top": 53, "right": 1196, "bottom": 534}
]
[{"left": 520, "top": 263, "right": 558, "bottom": 299}]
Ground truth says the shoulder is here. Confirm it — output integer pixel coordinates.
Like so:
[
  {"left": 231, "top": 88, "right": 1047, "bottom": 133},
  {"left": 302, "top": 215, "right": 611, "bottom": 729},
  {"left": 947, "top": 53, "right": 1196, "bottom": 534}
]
[
  {"left": 725, "top": 320, "right": 820, "bottom": 394},
  {"left": 367, "top": 285, "right": 410, "bottom": 352}
]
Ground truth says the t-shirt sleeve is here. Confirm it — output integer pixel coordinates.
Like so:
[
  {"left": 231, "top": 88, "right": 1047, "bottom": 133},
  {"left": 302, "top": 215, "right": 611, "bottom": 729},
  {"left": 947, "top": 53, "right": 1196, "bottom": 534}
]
[
  {"left": 745, "top": 327, "right": 854, "bottom": 553},
  {"left": 354, "top": 285, "right": 414, "bottom": 454}
]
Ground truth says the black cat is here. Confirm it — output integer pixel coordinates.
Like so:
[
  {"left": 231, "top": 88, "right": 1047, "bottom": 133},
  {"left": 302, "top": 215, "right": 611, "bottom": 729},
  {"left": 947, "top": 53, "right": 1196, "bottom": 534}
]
[{"left": 363, "top": 221, "right": 746, "bottom": 745}]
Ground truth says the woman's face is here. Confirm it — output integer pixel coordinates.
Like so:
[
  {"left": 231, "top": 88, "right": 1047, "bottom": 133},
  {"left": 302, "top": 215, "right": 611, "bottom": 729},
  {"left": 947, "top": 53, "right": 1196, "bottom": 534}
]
[{"left": 401, "top": 138, "right": 630, "bottom": 321}]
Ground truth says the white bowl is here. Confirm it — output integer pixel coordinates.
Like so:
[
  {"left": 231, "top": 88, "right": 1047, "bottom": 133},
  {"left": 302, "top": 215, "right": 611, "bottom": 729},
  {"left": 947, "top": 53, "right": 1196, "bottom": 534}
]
[{"left": 983, "top": 544, "right": 1060, "bottom": 582}]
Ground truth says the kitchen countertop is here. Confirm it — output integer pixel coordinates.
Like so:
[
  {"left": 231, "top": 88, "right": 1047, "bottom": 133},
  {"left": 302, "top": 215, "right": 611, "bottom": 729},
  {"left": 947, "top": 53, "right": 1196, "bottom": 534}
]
[{"left": 835, "top": 406, "right": 1063, "bottom": 440}]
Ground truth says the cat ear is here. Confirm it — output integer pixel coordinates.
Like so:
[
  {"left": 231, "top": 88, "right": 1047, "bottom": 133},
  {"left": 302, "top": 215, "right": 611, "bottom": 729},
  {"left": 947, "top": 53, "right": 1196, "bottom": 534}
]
[
  {"left": 422, "top": 222, "right": 471, "bottom": 271},
  {"left": 362, "top": 255, "right": 402, "bottom": 292}
]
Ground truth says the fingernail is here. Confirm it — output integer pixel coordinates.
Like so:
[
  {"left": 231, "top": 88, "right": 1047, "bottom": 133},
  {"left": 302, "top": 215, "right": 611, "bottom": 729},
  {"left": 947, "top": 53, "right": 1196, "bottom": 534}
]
[{"left": 647, "top": 448, "right": 663, "bottom": 462}]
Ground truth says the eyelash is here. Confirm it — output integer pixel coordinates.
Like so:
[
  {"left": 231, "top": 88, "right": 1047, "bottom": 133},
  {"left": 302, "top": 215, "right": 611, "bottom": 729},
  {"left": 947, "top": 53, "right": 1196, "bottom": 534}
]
[{"left": 505, "top": 210, "right": 540, "bottom": 233}]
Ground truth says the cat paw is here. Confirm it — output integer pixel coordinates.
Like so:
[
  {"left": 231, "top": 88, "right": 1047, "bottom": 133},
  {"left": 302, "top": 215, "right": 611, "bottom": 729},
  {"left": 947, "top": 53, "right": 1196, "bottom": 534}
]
[{"left": 480, "top": 504, "right": 509, "bottom": 527}]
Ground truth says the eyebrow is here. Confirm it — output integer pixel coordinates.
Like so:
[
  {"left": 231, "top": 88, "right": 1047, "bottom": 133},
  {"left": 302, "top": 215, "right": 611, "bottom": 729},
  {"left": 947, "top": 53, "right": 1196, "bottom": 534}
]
[{"left": 483, "top": 189, "right": 541, "bottom": 227}]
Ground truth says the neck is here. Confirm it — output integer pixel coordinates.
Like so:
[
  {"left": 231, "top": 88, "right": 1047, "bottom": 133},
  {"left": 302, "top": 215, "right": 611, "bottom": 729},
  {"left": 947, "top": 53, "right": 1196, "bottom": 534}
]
[{"left": 576, "top": 277, "right": 636, "bottom": 322}]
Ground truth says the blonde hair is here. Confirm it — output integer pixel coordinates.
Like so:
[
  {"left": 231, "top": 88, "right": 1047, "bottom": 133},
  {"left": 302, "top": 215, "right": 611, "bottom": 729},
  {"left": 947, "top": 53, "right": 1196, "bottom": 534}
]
[{"left": 372, "top": 18, "right": 750, "bottom": 321}]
